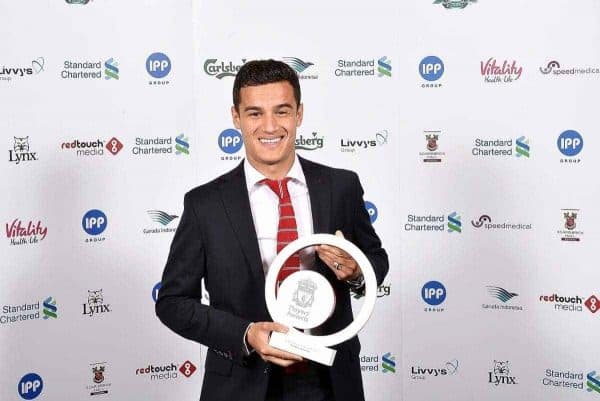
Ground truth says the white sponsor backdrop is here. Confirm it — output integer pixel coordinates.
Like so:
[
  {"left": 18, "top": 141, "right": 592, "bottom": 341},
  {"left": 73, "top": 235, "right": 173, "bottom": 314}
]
[{"left": 1, "top": 1, "right": 598, "bottom": 400}]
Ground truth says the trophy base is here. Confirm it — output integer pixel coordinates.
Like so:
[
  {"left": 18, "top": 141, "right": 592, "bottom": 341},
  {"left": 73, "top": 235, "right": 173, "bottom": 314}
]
[{"left": 269, "top": 331, "right": 337, "bottom": 366}]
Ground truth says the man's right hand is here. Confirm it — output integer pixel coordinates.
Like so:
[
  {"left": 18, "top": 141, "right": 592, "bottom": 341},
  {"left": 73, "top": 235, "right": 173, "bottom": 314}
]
[{"left": 246, "top": 322, "right": 304, "bottom": 367}]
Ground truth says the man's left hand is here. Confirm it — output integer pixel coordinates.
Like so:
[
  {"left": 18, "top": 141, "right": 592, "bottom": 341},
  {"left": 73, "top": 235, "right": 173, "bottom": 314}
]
[{"left": 316, "top": 230, "right": 362, "bottom": 281}]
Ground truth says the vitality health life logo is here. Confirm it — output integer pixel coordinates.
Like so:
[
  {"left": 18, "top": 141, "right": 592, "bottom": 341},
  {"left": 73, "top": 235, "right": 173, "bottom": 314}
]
[
  {"left": 377, "top": 57, "right": 392, "bottom": 77},
  {"left": 382, "top": 353, "right": 396, "bottom": 373},
  {"left": 515, "top": 136, "right": 529, "bottom": 157},
  {"left": 447, "top": 212, "right": 461, "bottom": 233},
  {"left": 104, "top": 58, "right": 119, "bottom": 80},
  {"left": 42, "top": 297, "right": 58, "bottom": 319}
]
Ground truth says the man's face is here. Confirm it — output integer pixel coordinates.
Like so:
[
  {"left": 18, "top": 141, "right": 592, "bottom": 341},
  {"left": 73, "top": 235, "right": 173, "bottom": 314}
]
[{"left": 232, "top": 81, "right": 303, "bottom": 175}]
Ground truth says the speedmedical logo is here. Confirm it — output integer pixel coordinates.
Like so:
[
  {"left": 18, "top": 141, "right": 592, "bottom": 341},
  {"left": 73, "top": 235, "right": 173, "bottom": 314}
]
[
  {"left": 218, "top": 129, "right": 243, "bottom": 161},
  {"left": 419, "top": 56, "right": 444, "bottom": 87},
  {"left": 18, "top": 373, "right": 43, "bottom": 400}
]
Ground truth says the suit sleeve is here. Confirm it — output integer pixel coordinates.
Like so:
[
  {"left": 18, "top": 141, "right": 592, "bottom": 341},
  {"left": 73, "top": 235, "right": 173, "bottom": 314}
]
[
  {"left": 155, "top": 192, "right": 251, "bottom": 364},
  {"left": 350, "top": 172, "right": 389, "bottom": 286}
]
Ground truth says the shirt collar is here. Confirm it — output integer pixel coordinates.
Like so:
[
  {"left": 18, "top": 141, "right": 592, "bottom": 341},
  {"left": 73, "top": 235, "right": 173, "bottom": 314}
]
[{"left": 244, "top": 155, "right": 307, "bottom": 193}]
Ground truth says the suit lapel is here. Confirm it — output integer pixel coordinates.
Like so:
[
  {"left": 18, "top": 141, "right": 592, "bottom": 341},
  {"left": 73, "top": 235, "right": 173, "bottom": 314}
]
[
  {"left": 219, "top": 162, "right": 265, "bottom": 286},
  {"left": 300, "top": 157, "right": 332, "bottom": 235}
]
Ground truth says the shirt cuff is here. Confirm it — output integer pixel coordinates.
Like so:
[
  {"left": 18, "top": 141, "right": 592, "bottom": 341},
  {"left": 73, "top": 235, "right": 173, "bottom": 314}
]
[{"left": 242, "top": 322, "right": 255, "bottom": 356}]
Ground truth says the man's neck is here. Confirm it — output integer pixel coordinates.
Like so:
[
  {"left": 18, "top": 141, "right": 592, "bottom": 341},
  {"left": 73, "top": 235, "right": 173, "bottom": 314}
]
[{"left": 247, "top": 155, "right": 296, "bottom": 180}]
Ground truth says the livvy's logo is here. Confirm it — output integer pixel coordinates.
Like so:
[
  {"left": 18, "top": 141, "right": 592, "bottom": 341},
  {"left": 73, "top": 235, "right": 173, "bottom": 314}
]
[
  {"left": 488, "top": 360, "right": 518, "bottom": 386},
  {"left": 433, "top": 0, "right": 476, "bottom": 9},
  {"left": 421, "top": 130, "right": 445, "bottom": 163},
  {"left": 5, "top": 219, "right": 47, "bottom": 246},
  {"left": 0, "top": 57, "right": 44, "bottom": 83},
  {"left": 340, "top": 130, "right": 389, "bottom": 152},
  {"left": 9, "top": 137, "right": 38, "bottom": 164},
  {"left": 295, "top": 132, "right": 324, "bottom": 151},
  {"left": 411, "top": 359, "right": 459, "bottom": 380},
  {"left": 480, "top": 58, "right": 522, "bottom": 83},
  {"left": 82, "top": 290, "right": 111, "bottom": 317},
  {"left": 204, "top": 58, "right": 246, "bottom": 79}
]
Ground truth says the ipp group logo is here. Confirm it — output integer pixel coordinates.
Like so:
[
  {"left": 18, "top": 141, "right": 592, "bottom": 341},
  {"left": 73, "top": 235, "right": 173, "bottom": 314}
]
[
  {"left": 152, "top": 282, "right": 162, "bottom": 302},
  {"left": 422, "top": 281, "right": 446, "bottom": 312},
  {"left": 82, "top": 209, "right": 107, "bottom": 243},
  {"left": 146, "top": 52, "right": 171, "bottom": 85},
  {"left": 364, "top": 201, "right": 378, "bottom": 223},
  {"left": 218, "top": 129, "right": 243, "bottom": 161},
  {"left": 419, "top": 56, "right": 444, "bottom": 87},
  {"left": 18, "top": 373, "right": 43, "bottom": 400},
  {"left": 557, "top": 130, "right": 583, "bottom": 163}
]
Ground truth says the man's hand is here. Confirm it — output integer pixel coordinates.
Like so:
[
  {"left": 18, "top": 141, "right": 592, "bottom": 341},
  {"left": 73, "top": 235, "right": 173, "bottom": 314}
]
[
  {"left": 316, "top": 230, "right": 362, "bottom": 281},
  {"left": 246, "top": 322, "right": 304, "bottom": 367}
]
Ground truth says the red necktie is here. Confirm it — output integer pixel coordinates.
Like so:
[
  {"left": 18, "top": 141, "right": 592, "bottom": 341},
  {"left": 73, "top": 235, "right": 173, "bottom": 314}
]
[
  {"left": 263, "top": 177, "right": 309, "bottom": 374},
  {"left": 262, "top": 178, "right": 300, "bottom": 287}
]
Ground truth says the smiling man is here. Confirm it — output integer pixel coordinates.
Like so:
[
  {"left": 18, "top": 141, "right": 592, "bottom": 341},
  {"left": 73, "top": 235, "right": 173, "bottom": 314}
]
[{"left": 156, "top": 59, "right": 388, "bottom": 401}]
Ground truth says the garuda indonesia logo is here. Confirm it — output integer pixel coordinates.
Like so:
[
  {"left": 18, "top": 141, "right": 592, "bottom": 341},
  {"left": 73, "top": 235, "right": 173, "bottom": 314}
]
[
  {"left": 293, "top": 279, "right": 316, "bottom": 308},
  {"left": 283, "top": 57, "right": 314, "bottom": 73},
  {"left": 487, "top": 286, "right": 518, "bottom": 303},
  {"left": 433, "top": 0, "right": 476, "bottom": 9},
  {"left": 147, "top": 210, "right": 179, "bottom": 226}
]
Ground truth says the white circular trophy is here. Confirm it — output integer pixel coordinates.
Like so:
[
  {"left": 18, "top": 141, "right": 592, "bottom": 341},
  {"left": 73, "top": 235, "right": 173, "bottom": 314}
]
[{"left": 265, "top": 234, "right": 377, "bottom": 366}]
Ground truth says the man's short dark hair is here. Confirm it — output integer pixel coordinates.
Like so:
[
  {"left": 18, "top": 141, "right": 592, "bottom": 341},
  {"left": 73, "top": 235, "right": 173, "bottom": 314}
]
[{"left": 233, "top": 59, "right": 301, "bottom": 111}]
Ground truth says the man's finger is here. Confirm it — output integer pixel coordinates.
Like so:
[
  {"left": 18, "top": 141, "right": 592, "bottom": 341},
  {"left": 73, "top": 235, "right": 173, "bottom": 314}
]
[
  {"left": 263, "top": 321, "right": 289, "bottom": 334},
  {"left": 263, "top": 345, "right": 303, "bottom": 361}
]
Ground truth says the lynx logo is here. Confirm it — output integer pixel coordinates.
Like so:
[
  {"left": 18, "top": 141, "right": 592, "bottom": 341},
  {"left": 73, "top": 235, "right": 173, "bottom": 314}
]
[
  {"left": 9, "top": 137, "right": 38, "bottom": 164},
  {"left": 18, "top": 373, "right": 43, "bottom": 400},
  {"left": 557, "top": 130, "right": 583, "bottom": 158},
  {"left": 82, "top": 290, "right": 111, "bottom": 317},
  {"left": 488, "top": 360, "right": 518, "bottom": 386},
  {"left": 218, "top": 129, "right": 243, "bottom": 160},
  {"left": 82, "top": 210, "right": 107, "bottom": 236},
  {"left": 419, "top": 56, "right": 444, "bottom": 84},
  {"left": 422, "top": 281, "right": 446, "bottom": 309}
]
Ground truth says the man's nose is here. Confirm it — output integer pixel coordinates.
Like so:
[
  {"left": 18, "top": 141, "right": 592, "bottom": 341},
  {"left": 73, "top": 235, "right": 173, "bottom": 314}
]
[{"left": 262, "top": 113, "right": 278, "bottom": 133}]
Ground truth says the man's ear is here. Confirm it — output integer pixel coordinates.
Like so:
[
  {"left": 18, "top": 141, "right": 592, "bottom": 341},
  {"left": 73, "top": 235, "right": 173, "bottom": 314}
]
[
  {"left": 296, "top": 103, "right": 304, "bottom": 127},
  {"left": 231, "top": 106, "right": 241, "bottom": 129}
]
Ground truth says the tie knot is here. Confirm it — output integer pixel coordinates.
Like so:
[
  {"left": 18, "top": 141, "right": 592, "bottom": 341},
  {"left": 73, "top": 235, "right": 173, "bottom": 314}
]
[{"left": 262, "top": 178, "right": 291, "bottom": 200}]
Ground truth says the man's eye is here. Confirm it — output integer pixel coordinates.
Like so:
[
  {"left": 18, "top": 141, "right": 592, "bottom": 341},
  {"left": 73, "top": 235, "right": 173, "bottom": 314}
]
[
  {"left": 248, "top": 112, "right": 260, "bottom": 117},
  {"left": 277, "top": 110, "right": 290, "bottom": 116}
]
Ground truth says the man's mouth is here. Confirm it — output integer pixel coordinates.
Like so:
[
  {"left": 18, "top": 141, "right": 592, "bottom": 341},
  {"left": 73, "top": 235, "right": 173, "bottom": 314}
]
[{"left": 259, "top": 135, "right": 285, "bottom": 145}]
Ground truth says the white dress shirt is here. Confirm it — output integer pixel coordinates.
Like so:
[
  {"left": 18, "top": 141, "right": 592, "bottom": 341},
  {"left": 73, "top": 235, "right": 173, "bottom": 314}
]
[{"left": 244, "top": 155, "right": 316, "bottom": 274}]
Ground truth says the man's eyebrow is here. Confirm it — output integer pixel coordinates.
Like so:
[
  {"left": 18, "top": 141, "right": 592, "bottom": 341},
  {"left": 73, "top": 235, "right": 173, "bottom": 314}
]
[
  {"left": 242, "top": 106, "right": 263, "bottom": 112},
  {"left": 274, "top": 103, "right": 293, "bottom": 109}
]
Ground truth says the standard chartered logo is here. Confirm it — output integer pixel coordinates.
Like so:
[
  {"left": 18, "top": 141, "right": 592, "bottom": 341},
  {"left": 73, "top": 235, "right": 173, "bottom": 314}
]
[
  {"left": 42, "top": 297, "right": 57, "bottom": 319},
  {"left": 104, "top": 58, "right": 119, "bottom": 80},
  {"left": 447, "top": 212, "right": 461, "bottom": 233},
  {"left": 377, "top": 57, "right": 392, "bottom": 77},
  {"left": 515, "top": 136, "right": 530, "bottom": 157},
  {"left": 175, "top": 134, "right": 189, "bottom": 155},
  {"left": 382, "top": 352, "right": 396, "bottom": 373}
]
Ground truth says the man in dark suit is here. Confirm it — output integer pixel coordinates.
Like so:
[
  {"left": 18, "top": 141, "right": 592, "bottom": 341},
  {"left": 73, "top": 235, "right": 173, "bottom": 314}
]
[{"left": 156, "top": 60, "right": 388, "bottom": 401}]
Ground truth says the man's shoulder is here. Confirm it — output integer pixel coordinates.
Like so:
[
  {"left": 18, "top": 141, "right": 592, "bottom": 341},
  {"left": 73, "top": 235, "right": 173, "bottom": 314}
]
[
  {"left": 184, "top": 162, "right": 243, "bottom": 202},
  {"left": 299, "top": 156, "right": 359, "bottom": 183}
]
